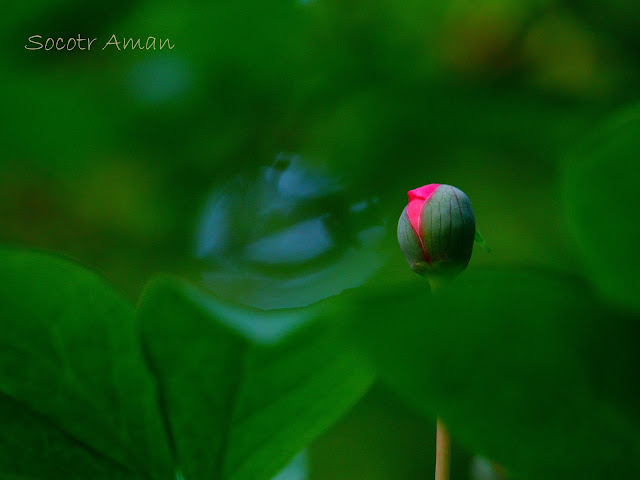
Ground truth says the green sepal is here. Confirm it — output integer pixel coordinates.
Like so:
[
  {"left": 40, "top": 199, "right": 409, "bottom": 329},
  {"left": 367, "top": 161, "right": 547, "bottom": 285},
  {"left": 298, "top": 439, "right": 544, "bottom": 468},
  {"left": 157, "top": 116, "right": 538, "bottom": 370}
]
[{"left": 474, "top": 229, "right": 492, "bottom": 253}]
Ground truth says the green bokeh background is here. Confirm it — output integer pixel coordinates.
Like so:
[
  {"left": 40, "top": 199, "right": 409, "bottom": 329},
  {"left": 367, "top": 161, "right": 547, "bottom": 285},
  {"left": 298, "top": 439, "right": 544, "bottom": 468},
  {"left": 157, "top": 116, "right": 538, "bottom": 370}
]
[{"left": 2, "top": 1, "right": 640, "bottom": 478}]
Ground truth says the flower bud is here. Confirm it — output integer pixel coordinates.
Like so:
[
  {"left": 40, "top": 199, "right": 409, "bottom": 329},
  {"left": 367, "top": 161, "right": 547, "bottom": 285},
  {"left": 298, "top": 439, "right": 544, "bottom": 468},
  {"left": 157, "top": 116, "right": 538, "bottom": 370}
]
[{"left": 397, "top": 184, "right": 476, "bottom": 281}]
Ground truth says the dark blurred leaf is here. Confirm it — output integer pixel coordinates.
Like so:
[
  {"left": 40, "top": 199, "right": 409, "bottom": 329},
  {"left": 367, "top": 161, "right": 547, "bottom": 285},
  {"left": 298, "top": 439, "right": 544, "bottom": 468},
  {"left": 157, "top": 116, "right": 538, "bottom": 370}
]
[
  {"left": 562, "top": 1, "right": 640, "bottom": 53},
  {"left": 4, "top": 0, "right": 138, "bottom": 44},
  {"left": 355, "top": 270, "right": 640, "bottom": 480},
  {"left": 564, "top": 108, "right": 640, "bottom": 311},
  {"left": 137, "top": 277, "right": 374, "bottom": 480},
  {"left": 1, "top": 75, "right": 119, "bottom": 174},
  {"left": 0, "top": 249, "right": 173, "bottom": 480}
]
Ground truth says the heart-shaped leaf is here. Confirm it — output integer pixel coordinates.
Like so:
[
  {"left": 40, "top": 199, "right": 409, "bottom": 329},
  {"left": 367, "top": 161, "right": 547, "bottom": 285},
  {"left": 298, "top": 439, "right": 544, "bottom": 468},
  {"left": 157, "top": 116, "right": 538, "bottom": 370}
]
[
  {"left": 0, "top": 248, "right": 174, "bottom": 480},
  {"left": 137, "top": 277, "right": 374, "bottom": 480}
]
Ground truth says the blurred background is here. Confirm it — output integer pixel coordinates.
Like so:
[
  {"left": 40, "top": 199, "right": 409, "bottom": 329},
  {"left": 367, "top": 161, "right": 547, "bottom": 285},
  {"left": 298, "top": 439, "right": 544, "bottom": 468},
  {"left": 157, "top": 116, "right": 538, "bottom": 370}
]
[{"left": 2, "top": 0, "right": 638, "bottom": 478}]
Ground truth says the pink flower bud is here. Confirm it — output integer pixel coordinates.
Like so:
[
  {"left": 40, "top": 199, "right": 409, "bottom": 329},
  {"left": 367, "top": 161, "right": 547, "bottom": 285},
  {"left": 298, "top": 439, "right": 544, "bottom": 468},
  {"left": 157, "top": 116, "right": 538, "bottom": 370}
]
[{"left": 397, "top": 184, "right": 476, "bottom": 280}]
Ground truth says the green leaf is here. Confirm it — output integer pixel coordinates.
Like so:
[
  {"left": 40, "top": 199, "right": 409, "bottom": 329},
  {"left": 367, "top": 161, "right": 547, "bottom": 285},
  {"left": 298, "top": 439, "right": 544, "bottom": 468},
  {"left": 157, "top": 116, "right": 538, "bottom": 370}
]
[
  {"left": 0, "top": 248, "right": 174, "bottom": 480},
  {"left": 137, "top": 277, "right": 374, "bottom": 480},
  {"left": 356, "top": 270, "right": 640, "bottom": 480},
  {"left": 564, "top": 108, "right": 640, "bottom": 311}
]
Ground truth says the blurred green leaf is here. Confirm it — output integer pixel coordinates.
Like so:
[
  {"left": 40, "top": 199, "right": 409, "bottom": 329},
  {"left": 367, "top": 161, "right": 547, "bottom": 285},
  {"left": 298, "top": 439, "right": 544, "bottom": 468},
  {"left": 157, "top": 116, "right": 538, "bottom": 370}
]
[
  {"left": 0, "top": 74, "right": 119, "bottom": 174},
  {"left": 137, "top": 277, "right": 374, "bottom": 480},
  {"left": 564, "top": 108, "right": 640, "bottom": 311},
  {"left": 355, "top": 270, "right": 640, "bottom": 480},
  {"left": 4, "top": 0, "right": 137, "bottom": 40},
  {"left": 562, "top": 1, "right": 640, "bottom": 52},
  {"left": 0, "top": 248, "right": 173, "bottom": 480}
]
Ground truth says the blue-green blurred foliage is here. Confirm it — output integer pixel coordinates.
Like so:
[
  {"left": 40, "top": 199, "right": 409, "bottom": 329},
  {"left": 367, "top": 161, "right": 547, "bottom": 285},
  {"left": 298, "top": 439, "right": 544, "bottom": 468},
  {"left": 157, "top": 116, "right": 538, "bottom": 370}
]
[{"left": 2, "top": 1, "right": 640, "bottom": 478}]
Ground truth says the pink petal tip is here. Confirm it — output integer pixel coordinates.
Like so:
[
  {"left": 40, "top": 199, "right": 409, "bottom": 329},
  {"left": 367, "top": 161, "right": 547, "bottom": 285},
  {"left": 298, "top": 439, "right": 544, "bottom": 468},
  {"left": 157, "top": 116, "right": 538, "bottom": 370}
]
[{"left": 406, "top": 184, "right": 441, "bottom": 234}]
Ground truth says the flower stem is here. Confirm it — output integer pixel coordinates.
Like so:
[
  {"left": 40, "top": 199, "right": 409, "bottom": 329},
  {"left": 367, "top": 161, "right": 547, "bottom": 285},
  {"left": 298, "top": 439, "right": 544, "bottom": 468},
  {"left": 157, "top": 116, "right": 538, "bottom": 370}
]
[
  {"left": 429, "top": 277, "right": 451, "bottom": 480},
  {"left": 435, "top": 418, "right": 451, "bottom": 480},
  {"left": 428, "top": 276, "right": 448, "bottom": 295}
]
